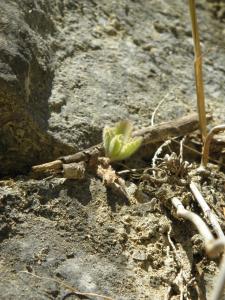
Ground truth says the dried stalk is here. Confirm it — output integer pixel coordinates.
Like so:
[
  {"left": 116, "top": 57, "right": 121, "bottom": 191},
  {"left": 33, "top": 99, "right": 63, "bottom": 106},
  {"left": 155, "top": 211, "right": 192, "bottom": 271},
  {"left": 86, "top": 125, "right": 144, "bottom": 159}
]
[
  {"left": 201, "top": 124, "right": 225, "bottom": 169},
  {"left": 190, "top": 181, "right": 224, "bottom": 239},
  {"left": 189, "top": 0, "right": 207, "bottom": 140},
  {"left": 172, "top": 197, "right": 225, "bottom": 257},
  {"left": 151, "top": 91, "right": 170, "bottom": 126}
]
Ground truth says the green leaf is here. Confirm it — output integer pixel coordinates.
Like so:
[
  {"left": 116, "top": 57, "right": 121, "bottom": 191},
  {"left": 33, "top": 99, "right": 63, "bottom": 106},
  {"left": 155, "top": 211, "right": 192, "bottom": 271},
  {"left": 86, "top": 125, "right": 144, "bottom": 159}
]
[
  {"left": 103, "top": 120, "right": 142, "bottom": 161},
  {"left": 115, "top": 137, "right": 143, "bottom": 161},
  {"left": 103, "top": 126, "right": 115, "bottom": 156},
  {"left": 108, "top": 135, "right": 123, "bottom": 160},
  {"left": 114, "top": 120, "right": 132, "bottom": 143}
]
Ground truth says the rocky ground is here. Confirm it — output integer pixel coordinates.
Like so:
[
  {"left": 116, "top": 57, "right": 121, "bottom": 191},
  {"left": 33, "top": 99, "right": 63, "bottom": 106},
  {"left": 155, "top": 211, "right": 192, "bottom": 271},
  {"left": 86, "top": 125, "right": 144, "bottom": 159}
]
[{"left": 0, "top": 0, "right": 225, "bottom": 299}]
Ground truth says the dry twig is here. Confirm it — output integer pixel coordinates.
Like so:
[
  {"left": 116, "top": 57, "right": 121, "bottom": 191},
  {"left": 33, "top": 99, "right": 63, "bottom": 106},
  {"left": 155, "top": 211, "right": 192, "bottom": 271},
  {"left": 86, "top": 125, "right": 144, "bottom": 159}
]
[
  {"left": 32, "top": 113, "right": 207, "bottom": 177},
  {"left": 190, "top": 181, "right": 224, "bottom": 239}
]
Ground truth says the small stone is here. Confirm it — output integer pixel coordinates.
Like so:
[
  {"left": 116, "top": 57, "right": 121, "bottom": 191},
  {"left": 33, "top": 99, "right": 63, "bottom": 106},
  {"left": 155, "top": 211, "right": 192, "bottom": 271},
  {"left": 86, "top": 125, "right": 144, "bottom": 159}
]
[
  {"left": 104, "top": 25, "right": 117, "bottom": 36},
  {"left": 132, "top": 250, "right": 147, "bottom": 261},
  {"left": 90, "top": 39, "right": 102, "bottom": 50},
  {"left": 142, "top": 43, "right": 153, "bottom": 51},
  {"left": 66, "top": 252, "right": 75, "bottom": 258}
]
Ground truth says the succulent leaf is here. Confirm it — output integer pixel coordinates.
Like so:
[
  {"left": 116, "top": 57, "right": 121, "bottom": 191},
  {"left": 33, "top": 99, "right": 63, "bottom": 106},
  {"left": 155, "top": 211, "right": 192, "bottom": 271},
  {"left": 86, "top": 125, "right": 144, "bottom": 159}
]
[
  {"left": 103, "top": 126, "right": 115, "bottom": 155},
  {"left": 115, "top": 137, "right": 143, "bottom": 161},
  {"left": 108, "top": 135, "right": 123, "bottom": 159},
  {"left": 103, "top": 121, "right": 142, "bottom": 161},
  {"left": 114, "top": 120, "right": 132, "bottom": 143}
]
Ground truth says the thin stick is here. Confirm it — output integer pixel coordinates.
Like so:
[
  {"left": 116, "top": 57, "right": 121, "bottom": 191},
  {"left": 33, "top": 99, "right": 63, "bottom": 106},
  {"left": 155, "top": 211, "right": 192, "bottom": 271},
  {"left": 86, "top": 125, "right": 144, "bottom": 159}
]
[
  {"left": 134, "top": 112, "right": 207, "bottom": 146},
  {"left": 201, "top": 124, "right": 225, "bottom": 168},
  {"left": 210, "top": 254, "right": 225, "bottom": 300},
  {"left": 190, "top": 181, "right": 225, "bottom": 239},
  {"left": 189, "top": 0, "right": 207, "bottom": 140}
]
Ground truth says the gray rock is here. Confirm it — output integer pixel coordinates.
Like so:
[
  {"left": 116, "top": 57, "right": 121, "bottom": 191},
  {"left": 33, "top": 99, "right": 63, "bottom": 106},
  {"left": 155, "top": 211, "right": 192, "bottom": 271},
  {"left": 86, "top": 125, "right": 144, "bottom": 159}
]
[
  {"left": 0, "top": 1, "right": 74, "bottom": 175},
  {"left": 1, "top": 0, "right": 225, "bottom": 176}
]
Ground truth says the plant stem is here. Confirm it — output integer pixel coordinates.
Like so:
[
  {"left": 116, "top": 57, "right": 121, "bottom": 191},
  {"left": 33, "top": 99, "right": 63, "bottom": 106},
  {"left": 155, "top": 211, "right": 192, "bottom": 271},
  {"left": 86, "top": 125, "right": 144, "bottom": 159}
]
[{"left": 189, "top": 0, "right": 207, "bottom": 141}]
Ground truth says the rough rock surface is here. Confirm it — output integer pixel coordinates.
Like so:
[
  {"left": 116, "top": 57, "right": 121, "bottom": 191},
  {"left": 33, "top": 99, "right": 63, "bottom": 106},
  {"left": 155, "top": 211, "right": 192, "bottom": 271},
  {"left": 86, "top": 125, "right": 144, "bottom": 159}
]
[
  {"left": 1, "top": 0, "right": 225, "bottom": 299},
  {"left": 0, "top": 0, "right": 74, "bottom": 175},
  {"left": 1, "top": 0, "right": 225, "bottom": 175}
]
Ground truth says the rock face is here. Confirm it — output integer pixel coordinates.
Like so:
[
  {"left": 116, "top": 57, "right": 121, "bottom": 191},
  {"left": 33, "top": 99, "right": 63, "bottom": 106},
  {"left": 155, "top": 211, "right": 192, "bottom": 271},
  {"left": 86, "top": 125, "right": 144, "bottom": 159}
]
[
  {"left": 0, "top": 1, "right": 73, "bottom": 175},
  {"left": 1, "top": 0, "right": 225, "bottom": 175}
]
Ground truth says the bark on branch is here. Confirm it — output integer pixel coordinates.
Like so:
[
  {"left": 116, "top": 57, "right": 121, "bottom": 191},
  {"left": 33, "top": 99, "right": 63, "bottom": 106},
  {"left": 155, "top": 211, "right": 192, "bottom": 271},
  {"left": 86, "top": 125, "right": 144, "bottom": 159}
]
[{"left": 32, "top": 113, "right": 210, "bottom": 177}]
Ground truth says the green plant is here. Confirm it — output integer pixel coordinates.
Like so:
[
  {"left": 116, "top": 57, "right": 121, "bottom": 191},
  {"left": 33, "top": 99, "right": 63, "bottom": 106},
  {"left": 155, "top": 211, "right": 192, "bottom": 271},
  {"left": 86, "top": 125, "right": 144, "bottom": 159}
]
[{"left": 103, "top": 120, "right": 142, "bottom": 161}]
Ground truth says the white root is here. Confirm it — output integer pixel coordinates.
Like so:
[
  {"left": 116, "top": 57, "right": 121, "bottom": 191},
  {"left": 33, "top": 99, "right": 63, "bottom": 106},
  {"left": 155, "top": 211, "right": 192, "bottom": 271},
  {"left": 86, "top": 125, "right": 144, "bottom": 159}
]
[{"left": 171, "top": 197, "right": 225, "bottom": 258}]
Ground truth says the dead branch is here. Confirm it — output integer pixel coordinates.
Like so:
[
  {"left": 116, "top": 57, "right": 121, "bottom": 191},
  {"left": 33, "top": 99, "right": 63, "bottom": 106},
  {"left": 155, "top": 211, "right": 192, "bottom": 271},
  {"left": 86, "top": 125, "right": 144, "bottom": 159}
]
[
  {"left": 133, "top": 112, "right": 207, "bottom": 145},
  {"left": 32, "top": 113, "right": 209, "bottom": 177},
  {"left": 190, "top": 181, "right": 225, "bottom": 239}
]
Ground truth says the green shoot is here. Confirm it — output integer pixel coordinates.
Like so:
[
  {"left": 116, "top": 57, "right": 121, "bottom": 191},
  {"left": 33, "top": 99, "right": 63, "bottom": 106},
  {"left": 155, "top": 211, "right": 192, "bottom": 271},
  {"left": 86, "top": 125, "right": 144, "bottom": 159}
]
[{"left": 103, "top": 120, "right": 143, "bottom": 161}]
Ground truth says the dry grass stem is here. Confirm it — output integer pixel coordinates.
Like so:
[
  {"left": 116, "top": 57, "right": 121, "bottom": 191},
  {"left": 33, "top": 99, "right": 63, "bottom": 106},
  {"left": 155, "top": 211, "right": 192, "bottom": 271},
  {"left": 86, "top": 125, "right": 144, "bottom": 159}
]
[
  {"left": 189, "top": 0, "right": 207, "bottom": 140},
  {"left": 151, "top": 91, "right": 171, "bottom": 126},
  {"left": 190, "top": 181, "right": 224, "bottom": 239},
  {"left": 201, "top": 124, "right": 225, "bottom": 168}
]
